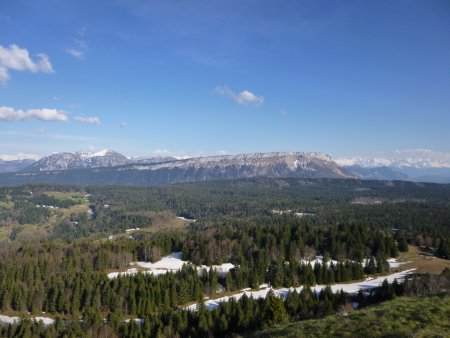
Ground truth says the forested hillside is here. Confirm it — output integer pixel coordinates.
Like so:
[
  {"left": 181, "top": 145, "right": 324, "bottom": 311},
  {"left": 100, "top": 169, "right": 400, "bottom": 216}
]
[{"left": 0, "top": 178, "right": 449, "bottom": 337}]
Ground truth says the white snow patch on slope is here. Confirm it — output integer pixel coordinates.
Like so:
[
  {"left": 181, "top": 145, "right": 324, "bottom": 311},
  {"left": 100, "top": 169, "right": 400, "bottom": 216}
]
[
  {"left": 91, "top": 149, "right": 110, "bottom": 157},
  {"left": 387, "top": 258, "right": 410, "bottom": 268},
  {"left": 107, "top": 252, "right": 234, "bottom": 279},
  {"left": 0, "top": 315, "right": 54, "bottom": 326},
  {"left": 185, "top": 269, "right": 416, "bottom": 311},
  {"left": 300, "top": 255, "right": 339, "bottom": 267},
  {"left": 177, "top": 216, "right": 197, "bottom": 222}
]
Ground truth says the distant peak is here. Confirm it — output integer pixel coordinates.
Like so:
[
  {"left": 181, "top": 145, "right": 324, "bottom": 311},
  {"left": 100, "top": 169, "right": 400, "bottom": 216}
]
[{"left": 91, "top": 149, "right": 112, "bottom": 157}]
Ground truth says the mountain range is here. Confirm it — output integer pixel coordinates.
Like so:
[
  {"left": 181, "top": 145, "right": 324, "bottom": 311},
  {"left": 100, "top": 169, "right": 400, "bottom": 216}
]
[
  {"left": 0, "top": 149, "right": 449, "bottom": 186},
  {"left": 336, "top": 150, "right": 450, "bottom": 183},
  {"left": 0, "top": 151, "right": 354, "bottom": 186}
]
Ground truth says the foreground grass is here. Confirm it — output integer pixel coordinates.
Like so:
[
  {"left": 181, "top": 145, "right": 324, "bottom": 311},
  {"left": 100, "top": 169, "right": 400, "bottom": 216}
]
[{"left": 248, "top": 294, "right": 450, "bottom": 338}]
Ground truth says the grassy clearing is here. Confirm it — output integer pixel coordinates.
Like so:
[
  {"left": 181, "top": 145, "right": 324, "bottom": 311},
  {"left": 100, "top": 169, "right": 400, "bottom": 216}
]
[
  {"left": 0, "top": 228, "right": 11, "bottom": 240},
  {"left": 248, "top": 293, "right": 450, "bottom": 338},
  {"left": 0, "top": 224, "right": 52, "bottom": 242},
  {"left": 44, "top": 191, "right": 87, "bottom": 204},
  {"left": 0, "top": 201, "right": 14, "bottom": 209},
  {"left": 59, "top": 204, "right": 89, "bottom": 218},
  {"left": 143, "top": 216, "right": 189, "bottom": 234},
  {"left": 390, "top": 245, "right": 450, "bottom": 274},
  {"left": 16, "top": 224, "right": 52, "bottom": 241}
]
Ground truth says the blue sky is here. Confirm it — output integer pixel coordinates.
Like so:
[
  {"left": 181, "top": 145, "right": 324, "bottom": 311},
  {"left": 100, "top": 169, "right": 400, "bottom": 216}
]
[{"left": 0, "top": 0, "right": 449, "bottom": 159}]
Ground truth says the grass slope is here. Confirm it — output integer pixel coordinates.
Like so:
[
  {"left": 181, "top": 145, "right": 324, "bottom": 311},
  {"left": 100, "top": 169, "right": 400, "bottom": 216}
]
[
  {"left": 391, "top": 245, "right": 450, "bottom": 274},
  {"left": 248, "top": 294, "right": 450, "bottom": 338}
]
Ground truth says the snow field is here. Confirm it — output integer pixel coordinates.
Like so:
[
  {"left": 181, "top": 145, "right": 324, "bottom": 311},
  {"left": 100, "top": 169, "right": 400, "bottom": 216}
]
[
  {"left": 107, "top": 252, "right": 235, "bottom": 279},
  {"left": 185, "top": 269, "right": 416, "bottom": 311}
]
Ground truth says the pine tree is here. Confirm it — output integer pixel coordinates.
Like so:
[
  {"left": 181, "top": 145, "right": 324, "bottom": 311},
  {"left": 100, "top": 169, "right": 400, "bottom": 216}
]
[{"left": 261, "top": 290, "right": 288, "bottom": 328}]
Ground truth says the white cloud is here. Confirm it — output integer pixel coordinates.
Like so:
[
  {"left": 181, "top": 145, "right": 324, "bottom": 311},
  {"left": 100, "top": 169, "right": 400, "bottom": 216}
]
[
  {"left": 0, "top": 106, "right": 68, "bottom": 122},
  {"left": 217, "top": 150, "right": 229, "bottom": 155},
  {"left": 214, "top": 86, "right": 264, "bottom": 107},
  {"left": 236, "top": 90, "right": 265, "bottom": 106},
  {"left": 67, "top": 30, "right": 89, "bottom": 60},
  {"left": 66, "top": 48, "right": 85, "bottom": 60},
  {"left": 0, "top": 152, "right": 41, "bottom": 161},
  {"left": 74, "top": 116, "right": 101, "bottom": 124},
  {"left": 0, "top": 66, "right": 10, "bottom": 84},
  {"left": 0, "top": 44, "right": 53, "bottom": 84}
]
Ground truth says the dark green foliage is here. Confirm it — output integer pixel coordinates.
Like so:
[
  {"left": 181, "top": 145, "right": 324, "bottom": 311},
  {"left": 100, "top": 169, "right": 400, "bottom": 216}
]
[{"left": 0, "top": 179, "right": 448, "bottom": 337}]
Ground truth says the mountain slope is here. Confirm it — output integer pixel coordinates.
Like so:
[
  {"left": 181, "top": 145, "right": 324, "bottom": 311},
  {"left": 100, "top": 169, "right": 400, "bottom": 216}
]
[
  {"left": 0, "top": 159, "right": 36, "bottom": 173},
  {"left": 0, "top": 152, "right": 355, "bottom": 186},
  {"left": 248, "top": 294, "right": 450, "bottom": 338},
  {"left": 25, "top": 150, "right": 129, "bottom": 171}
]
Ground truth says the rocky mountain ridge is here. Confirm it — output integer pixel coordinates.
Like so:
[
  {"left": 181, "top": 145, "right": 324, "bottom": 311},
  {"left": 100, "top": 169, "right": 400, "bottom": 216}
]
[{"left": 0, "top": 151, "right": 355, "bottom": 186}]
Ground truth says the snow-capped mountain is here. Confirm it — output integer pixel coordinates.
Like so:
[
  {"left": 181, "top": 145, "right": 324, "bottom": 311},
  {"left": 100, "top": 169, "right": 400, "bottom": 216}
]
[
  {"left": 335, "top": 149, "right": 450, "bottom": 183},
  {"left": 335, "top": 149, "right": 450, "bottom": 169},
  {"left": 1, "top": 151, "right": 355, "bottom": 186},
  {"left": 132, "top": 156, "right": 177, "bottom": 165},
  {"left": 26, "top": 150, "right": 130, "bottom": 171},
  {"left": 123, "top": 152, "right": 352, "bottom": 179}
]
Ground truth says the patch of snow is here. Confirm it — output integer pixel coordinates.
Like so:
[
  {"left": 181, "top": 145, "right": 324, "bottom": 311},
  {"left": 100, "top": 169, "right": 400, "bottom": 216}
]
[
  {"left": 387, "top": 258, "right": 410, "bottom": 268},
  {"left": 177, "top": 216, "right": 197, "bottom": 222},
  {"left": 0, "top": 315, "right": 20, "bottom": 324},
  {"left": 33, "top": 317, "right": 55, "bottom": 326},
  {"left": 300, "top": 255, "right": 339, "bottom": 267},
  {"left": 199, "top": 263, "right": 235, "bottom": 277},
  {"left": 0, "top": 315, "right": 54, "bottom": 326},
  {"left": 36, "top": 205, "right": 59, "bottom": 209},
  {"left": 107, "top": 268, "right": 139, "bottom": 279},
  {"left": 136, "top": 252, "right": 186, "bottom": 271},
  {"left": 185, "top": 269, "right": 416, "bottom": 311},
  {"left": 295, "top": 212, "right": 315, "bottom": 218},
  {"left": 92, "top": 149, "right": 111, "bottom": 157},
  {"left": 125, "top": 228, "right": 140, "bottom": 233},
  {"left": 108, "top": 252, "right": 234, "bottom": 279}
]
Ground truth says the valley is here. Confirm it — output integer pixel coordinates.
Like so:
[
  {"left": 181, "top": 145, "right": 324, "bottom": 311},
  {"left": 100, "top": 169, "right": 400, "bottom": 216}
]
[{"left": 0, "top": 178, "right": 449, "bottom": 337}]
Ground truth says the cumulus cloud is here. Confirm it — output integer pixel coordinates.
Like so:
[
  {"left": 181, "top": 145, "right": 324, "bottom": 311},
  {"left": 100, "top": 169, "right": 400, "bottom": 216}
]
[
  {"left": 214, "top": 86, "right": 264, "bottom": 107},
  {"left": 66, "top": 48, "right": 85, "bottom": 60},
  {"left": 0, "top": 44, "right": 53, "bottom": 84},
  {"left": 0, "top": 66, "right": 10, "bottom": 84},
  {"left": 74, "top": 116, "right": 101, "bottom": 124},
  {"left": 0, "top": 106, "right": 68, "bottom": 122}
]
